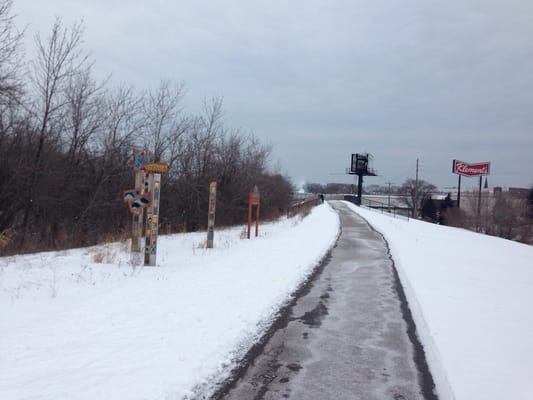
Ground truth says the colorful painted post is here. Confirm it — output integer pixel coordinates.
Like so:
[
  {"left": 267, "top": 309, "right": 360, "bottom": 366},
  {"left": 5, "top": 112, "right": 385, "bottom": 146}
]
[
  {"left": 148, "top": 173, "right": 161, "bottom": 266},
  {"left": 247, "top": 186, "right": 260, "bottom": 239},
  {"left": 143, "top": 173, "right": 154, "bottom": 266},
  {"left": 131, "top": 171, "right": 144, "bottom": 252},
  {"left": 207, "top": 179, "right": 217, "bottom": 248},
  {"left": 141, "top": 162, "right": 169, "bottom": 266},
  {"left": 131, "top": 149, "right": 153, "bottom": 256},
  {"left": 255, "top": 197, "right": 260, "bottom": 237}
]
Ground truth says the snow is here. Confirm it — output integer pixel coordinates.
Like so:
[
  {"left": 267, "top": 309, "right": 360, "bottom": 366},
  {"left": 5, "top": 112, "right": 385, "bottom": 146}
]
[
  {"left": 348, "top": 203, "right": 533, "bottom": 400},
  {"left": 3, "top": 200, "right": 532, "bottom": 400},
  {"left": 0, "top": 204, "right": 340, "bottom": 400}
]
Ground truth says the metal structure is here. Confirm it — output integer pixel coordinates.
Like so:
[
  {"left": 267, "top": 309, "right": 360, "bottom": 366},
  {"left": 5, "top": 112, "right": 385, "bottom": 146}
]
[{"left": 347, "top": 153, "right": 377, "bottom": 205}]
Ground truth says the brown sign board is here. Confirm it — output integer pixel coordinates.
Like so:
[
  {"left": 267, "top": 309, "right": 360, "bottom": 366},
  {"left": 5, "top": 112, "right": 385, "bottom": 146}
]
[
  {"left": 249, "top": 192, "right": 260, "bottom": 205},
  {"left": 247, "top": 187, "right": 260, "bottom": 239}
]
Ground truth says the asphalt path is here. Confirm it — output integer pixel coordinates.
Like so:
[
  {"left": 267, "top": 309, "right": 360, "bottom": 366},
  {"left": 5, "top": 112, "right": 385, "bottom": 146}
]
[{"left": 216, "top": 201, "right": 437, "bottom": 400}]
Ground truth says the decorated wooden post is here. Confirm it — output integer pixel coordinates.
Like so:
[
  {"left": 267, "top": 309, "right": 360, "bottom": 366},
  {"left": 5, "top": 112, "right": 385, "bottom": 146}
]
[
  {"left": 207, "top": 179, "right": 217, "bottom": 248},
  {"left": 122, "top": 151, "right": 169, "bottom": 266},
  {"left": 122, "top": 149, "right": 153, "bottom": 264},
  {"left": 130, "top": 149, "right": 153, "bottom": 253},
  {"left": 247, "top": 186, "right": 260, "bottom": 239},
  {"left": 131, "top": 172, "right": 143, "bottom": 252},
  {"left": 142, "top": 162, "right": 170, "bottom": 266}
]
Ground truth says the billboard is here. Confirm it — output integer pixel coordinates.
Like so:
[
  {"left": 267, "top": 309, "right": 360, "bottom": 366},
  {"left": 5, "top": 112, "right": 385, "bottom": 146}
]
[
  {"left": 452, "top": 160, "right": 490, "bottom": 177},
  {"left": 350, "top": 154, "right": 366, "bottom": 174}
]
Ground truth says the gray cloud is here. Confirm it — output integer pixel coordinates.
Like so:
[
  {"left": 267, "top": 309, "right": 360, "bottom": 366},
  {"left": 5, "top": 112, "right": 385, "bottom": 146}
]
[{"left": 13, "top": 0, "right": 533, "bottom": 188}]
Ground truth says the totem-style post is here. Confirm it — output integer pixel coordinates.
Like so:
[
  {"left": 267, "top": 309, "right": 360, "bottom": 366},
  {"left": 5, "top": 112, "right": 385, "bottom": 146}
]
[
  {"left": 132, "top": 171, "right": 144, "bottom": 252},
  {"left": 207, "top": 179, "right": 217, "bottom": 248},
  {"left": 247, "top": 186, "right": 260, "bottom": 239},
  {"left": 141, "top": 162, "right": 170, "bottom": 266},
  {"left": 124, "top": 149, "right": 153, "bottom": 263}
]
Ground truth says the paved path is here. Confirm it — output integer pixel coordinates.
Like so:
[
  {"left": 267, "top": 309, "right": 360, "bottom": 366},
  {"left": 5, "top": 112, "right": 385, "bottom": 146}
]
[{"left": 218, "top": 201, "right": 436, "bottom": 400}]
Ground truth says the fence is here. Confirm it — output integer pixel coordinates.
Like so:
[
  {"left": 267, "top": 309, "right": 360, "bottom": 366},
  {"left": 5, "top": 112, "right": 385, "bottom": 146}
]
[
  {"left": 361, "top": 198, "right": 412, "bottom": 220},
  {"left": 287, "top": 195, "right": 322, "bottom": 217},
  {"left": 324, "top": 193, "right": 412, "bottom": 221}
]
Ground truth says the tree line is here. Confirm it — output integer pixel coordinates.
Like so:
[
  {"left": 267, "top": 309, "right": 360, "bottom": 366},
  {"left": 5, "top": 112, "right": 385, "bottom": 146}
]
[
  {"left": 0, "top": 2, "right": 293, "bottom": 255},
  {"left": 305, "top": 178, "right": 533, "bottom": 243}
]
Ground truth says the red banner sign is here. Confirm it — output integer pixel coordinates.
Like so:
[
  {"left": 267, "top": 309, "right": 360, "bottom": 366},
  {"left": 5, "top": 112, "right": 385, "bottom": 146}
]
[{"left": 452, "top": 160, "right": 490, "bottom": 177}]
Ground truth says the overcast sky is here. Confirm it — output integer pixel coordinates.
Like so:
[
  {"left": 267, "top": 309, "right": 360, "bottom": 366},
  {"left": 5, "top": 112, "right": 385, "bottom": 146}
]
[{"left": 13, "top": 0, "right": 533, "bottom": 189}]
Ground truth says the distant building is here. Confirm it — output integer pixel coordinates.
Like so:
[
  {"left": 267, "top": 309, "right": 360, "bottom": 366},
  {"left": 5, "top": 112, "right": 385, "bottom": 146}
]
[{"left": 508, "top": 187, "right": 529, "bottom": 198}]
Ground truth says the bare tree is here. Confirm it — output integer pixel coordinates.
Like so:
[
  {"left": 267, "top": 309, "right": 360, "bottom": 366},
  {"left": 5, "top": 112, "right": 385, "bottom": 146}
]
[
  {"left": 63, "top": 67, "right": 106, "bottom": 164},
  {"left": 400, "top": 178, "right": 437, "bottom": 217},
  {"left": 527, "top": 187, "right": 533, "bottom": 219},
  {"left": 20, "top": 18, "right": 90, "bottom": 243},
  {"left": 0, "top": 13, "right": 296, "bottom": 253},
  {"left": 100, "top": 85, "right": 143, "bottom": 155},
  {"left": 81, "top": 85, "right": 144, "bottom": 222},
  {"left": 142, "top": 80, "right": 186, "bottom": 162},
  {"left": 0, "top": 0, "right": 23, "bottom": 105}
]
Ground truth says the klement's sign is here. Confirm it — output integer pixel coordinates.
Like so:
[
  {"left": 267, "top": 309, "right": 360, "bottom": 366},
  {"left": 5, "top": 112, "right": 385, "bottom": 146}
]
[
  {"left": 142, "top": 162, "right": 170, "bottom": 174},
  {"left": 452, "top": 160, "right": 490, "bottom": 177}
]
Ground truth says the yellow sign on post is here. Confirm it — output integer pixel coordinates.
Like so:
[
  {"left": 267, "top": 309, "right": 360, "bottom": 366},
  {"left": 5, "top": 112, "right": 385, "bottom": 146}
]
[{"left": 142, "top": 162, "right": 170, "bottom": 174}]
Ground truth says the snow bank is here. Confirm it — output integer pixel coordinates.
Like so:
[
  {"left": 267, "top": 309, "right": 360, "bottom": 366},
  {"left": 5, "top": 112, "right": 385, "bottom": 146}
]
[
  {"left": 0, "top": 204, "right": 339, "bottom": 400},
  {"left": 348, "top": 203, "right": 533, "bottom": 400}
]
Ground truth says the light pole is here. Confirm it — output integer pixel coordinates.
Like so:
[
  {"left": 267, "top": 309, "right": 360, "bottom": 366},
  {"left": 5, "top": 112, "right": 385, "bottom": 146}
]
[{"left": 386, "top": 181, "right": 394, "bottom": 211}]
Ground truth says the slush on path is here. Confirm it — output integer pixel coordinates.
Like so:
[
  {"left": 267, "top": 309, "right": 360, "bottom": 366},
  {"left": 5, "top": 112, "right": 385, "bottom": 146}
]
[{"left": 220, "top": 201, "right": 436, "bottom": 400}]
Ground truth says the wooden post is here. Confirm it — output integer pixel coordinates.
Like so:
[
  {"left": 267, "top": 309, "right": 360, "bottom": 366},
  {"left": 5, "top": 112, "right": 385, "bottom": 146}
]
[
  {"left": 144, "top": 173, "right": 154, "bottom": 266},
  {"left": 124, "top": 150, "right": 171, "bottom": 265},
  {"left": 457, "top": 175, "right": 461, "bottom": 208},
  {"left": 247, "top": 196, "right": 253, "bottom": 239},
  {"left": 255, "top": 200, "right": 260, "bottom": 237},
  {"left": 247, "top": 186, "right": 260, "bottom": 239},
  {"left": 477, "top": 175, "right": 482, "bottom": 226},
  {"left": 139, "top": 162, "right": 169, "bottom": 266},
  {"left": 148, "top": 173, "right": 161, "bottom": 266},
  {"left": 207, "top": 179, "right": 217, "bottom": 248},
  {"left": 131, "top": 170, "right": 144, "bottom": 253},
  {"left": 143, "top": 173, "right": 162, "bottom": 266},
  {"left": 129, "top": 149, "right": 153, "bottom": 264}
]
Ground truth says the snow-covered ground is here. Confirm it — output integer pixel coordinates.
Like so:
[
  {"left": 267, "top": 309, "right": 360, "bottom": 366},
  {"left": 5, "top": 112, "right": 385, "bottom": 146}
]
[
  {"left": 2, "top": 201, "right": 532, "bottom": 400},
  {"left": 0, "top": 204, "right": 340, "bottom": 400},
  {"left": 350, "top": 203, "right": 533, "bottom": 400}
]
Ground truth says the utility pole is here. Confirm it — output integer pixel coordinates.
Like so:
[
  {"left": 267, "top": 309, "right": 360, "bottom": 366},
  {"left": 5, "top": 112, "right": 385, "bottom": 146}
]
[
  {"left": 414, "top": 159, "right": 419, "bottom": 218},
  {"left": 386, "top": 181, "right": 395, "bottom": 210},
  {"left": 477, "top": 175, "right": 483, "bottom": 231}
]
